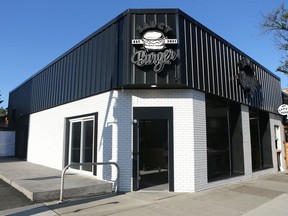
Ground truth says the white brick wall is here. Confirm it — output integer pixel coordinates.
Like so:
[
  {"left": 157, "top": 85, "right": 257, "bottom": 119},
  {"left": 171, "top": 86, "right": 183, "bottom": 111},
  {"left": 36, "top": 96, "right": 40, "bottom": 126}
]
[
  {"left": 27, "top": 88, "right": 280, "bottom": 192},
  {"left": 127, "top": 89, "right": 205, "bottom": 192}
]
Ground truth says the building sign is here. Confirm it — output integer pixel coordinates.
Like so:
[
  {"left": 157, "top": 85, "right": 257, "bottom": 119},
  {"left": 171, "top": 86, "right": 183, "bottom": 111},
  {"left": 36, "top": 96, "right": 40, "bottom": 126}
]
[
  {"left": 237, "top": 58, "right": 260, "bottom": 96},
  {"left": 278, "top": 104, "right": 288, "bottom": 118},
  {"left": 131, "top": 21, "right": 178, "bottom": 73}
]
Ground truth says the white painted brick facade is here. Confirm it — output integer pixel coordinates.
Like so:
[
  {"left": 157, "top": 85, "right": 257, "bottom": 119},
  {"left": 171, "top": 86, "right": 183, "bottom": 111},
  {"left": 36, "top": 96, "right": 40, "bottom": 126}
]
[
  {"left": 242, "top": 105, "right": 253, "bottom": 179},
  {"left": 27, "top": 89, "right": 281, "bottom": 192}
]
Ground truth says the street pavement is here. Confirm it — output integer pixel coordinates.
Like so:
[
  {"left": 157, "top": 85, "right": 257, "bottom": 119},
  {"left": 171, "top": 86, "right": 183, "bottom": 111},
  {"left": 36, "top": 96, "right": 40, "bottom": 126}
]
[
  {"left": 1, "top": 172, "right": 288, "bottom": 216},
  {"left": 0, "top": 179, "right": 34, "bottom": 211}
]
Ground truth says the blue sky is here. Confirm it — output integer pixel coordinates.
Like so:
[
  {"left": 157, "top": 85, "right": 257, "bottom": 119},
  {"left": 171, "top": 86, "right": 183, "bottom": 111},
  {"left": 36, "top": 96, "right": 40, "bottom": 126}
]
[{"left": 0, "top": 0, "right": 287, "bottom": 108}]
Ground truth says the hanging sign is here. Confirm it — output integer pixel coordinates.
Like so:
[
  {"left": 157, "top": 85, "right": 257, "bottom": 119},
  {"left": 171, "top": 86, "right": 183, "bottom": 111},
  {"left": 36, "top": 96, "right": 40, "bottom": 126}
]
[
  {"left": 131, "top": 21, "right": 178, "bottom": 73},
  {"left": 278, "top": 104, "right": 288, "bottom": 119}
]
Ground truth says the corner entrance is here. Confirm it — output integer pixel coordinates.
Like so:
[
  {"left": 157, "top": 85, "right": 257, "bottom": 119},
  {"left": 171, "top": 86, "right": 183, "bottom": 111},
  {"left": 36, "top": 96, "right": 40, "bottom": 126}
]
[{"left": 133, "top": 107, "right": 174, "bottom": 191}]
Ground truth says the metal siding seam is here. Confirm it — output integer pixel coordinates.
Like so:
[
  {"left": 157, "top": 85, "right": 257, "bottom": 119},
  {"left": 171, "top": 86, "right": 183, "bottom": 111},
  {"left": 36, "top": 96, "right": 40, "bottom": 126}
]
[
  {"left": 210, "top": 35, "right": 215, "bottom": 94},
  {"left": 47, "top": 67, "right": 54, "bottom": 106},
  {"left": 74, "top": 48, "right": 80, "bottom": 99},
  {"left": 45, "top": 68, "right": 49, "bottom": 109},
  {"left": 49, "top": 65, "right": 54, "bottom": 107},
  {"left": 40, "top": 69, "right": 45, "bottom": 109},
  {"left": 113, "top": 22, "right": 119, "bottom": 88},
  {"left": 184, "top": 18, "right": 188, "bottom": 85},
  {"left": 272, "top": 78, "right": 278, "bottom": 112},
  {"left": 58, "top": 59, "right": 63, "bottom": 105},
  {"left": 267, "top": 72, "right": 272, "bottom": 111},
  {"left": 95, "top": 35, "right": 101, "bottom": 93},
  {"left": 55, "top": 60, "right": 61, "bottom": 106},
  {"left": 77, "top": 44, "right": 86, "bottom": 99},
  {"left": 237, "top": 54, "right": 243, "bottom": 104},
  {"left": 261, "top": 68, "right": 265, "bottom": 110},
  {"left": 102, "top": 29, "right": 107, "bottom": 89},
  {"left": 82, "top": 43, "right": 87, "bottom": 97},
  {"left": 214, "top": 38, "right": 219, "bottom": 96},
  {"left": 90, "top": 37, "right": 96, "bottom": 94},
  {"left": 67, "top": 54, "right": 72, "bottom": 102},
  {"left": 230, "top": 48, "right": 235, "bottom": 101},
  {"left": 84, "top": 42, "right": 90, "bottom": 96},
  {"left": 35, "top": 74, "right": 40, "bottom": 111},
  {"left": 270, "top": 77, "right": 274, "bottom": 112},
  {"left": 71, "top": 51, "right": 76, "bottom": 101},
  {"left": 63, "top": 56, "right": 68, "bottom": 103},
  {"left": 254, "top": 65, "right": 258, "bottom": 107},
  {"left": 226, "top": 46, "right": 231, "bottom": 99},
  {"left": 190, "top": 23, "right": 194, "bottom": 88},
  {"left": 223, "top": 44, "right": 228, "bottom": 98},
  {"left": 50, "top": 64, "right": 55, "bottom": 107},
  {"left": 195, "top": 26, "right": 200, "bottom": 88},
  {"left": 205, "top": 32, "right": 210, "bottom": 93},
  {"left": 107, "top": 26, "right": 113, "bottom": 89},
  {"left": 258, "top": 67, "right": 263, "bottom": 109},
  {"left": 200, "top": 29, "right": 205, "bottom": 91},
  {"left": 60, "top": 58, "right": 64, "bottom": 104},
  {"left": 41, "top": 70, "right": 46, "bottom": 109},
  {"left": 218, "top": 41, "right": 224, "bottom": 97}
]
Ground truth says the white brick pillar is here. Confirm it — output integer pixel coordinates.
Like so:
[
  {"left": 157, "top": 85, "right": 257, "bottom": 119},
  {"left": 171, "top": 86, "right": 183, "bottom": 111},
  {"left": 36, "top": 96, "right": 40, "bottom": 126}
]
[
  {"left": 241, "top": 105, "right": 253, "bottom": 178},
  {"left": 193, "top": 91, "right": 207, "bottom": 191}
]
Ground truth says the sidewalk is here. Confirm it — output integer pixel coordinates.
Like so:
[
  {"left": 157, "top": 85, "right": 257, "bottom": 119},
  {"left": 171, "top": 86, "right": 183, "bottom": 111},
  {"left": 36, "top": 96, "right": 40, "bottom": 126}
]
[
  {"left": 0, "top": 158, "right": 288, "bottom": 215},
  {"left": 0, "top": 158, "right": 112, "bottom": 202}
]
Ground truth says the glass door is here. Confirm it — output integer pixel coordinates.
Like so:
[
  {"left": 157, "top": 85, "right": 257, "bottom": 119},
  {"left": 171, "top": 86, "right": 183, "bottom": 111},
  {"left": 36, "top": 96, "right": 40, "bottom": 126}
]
[
  {"left": 69, "top": 116, "right": 95, "bottom": 174},
  {"left": 138, "top": 119, "right": 169, "bottom": 190},
  {"left": 133, "top": 107, "right": 174, "bottom": 191}
]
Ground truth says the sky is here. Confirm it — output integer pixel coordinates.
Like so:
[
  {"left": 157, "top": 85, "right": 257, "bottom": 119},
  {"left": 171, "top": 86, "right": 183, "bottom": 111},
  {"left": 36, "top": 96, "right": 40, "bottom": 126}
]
[{"left": 0, "top": 0, "right": 287, "bottom": 108}]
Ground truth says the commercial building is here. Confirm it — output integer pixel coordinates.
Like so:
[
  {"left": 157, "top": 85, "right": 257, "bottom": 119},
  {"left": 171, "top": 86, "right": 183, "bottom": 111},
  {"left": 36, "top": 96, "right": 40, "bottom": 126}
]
[{"left": 8, "top": 9, "right": 286, "bottom": 192}]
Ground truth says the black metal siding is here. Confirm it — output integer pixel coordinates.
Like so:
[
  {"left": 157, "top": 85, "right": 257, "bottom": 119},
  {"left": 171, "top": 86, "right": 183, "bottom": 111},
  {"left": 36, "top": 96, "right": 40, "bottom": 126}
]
[
  {"left": 177, "top": 12, "right": 282, "bottom": 113},
  {"left": 8, "top": 9, "right": 282, "bottom": 118}
]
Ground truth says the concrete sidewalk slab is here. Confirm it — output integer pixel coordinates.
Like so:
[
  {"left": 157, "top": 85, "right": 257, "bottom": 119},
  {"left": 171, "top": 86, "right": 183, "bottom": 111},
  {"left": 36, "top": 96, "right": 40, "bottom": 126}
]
[
  {"left": 242, "top": 194, "right": 288, "bottom": 216},
  {"left": 1, "top": 158, "right": 288, "bottom": 216},
  {"left": 0, "top": 158, "right": 112, "bottom": 202}
]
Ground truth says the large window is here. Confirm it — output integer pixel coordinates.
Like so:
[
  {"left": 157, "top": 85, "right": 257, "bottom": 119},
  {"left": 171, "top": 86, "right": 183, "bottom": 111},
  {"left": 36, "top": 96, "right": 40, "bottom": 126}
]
[
  {"left": 206, "top": 95, "right": 244, "bottom": 181},
  {"left": 249, "top": 108, "right": 273, "bottom": 171}
]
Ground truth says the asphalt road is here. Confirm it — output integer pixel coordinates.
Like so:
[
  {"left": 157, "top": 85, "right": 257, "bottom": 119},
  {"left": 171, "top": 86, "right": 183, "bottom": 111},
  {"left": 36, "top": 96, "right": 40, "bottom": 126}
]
[{"left": 0, "top": 179, "right": 34, "bottom": 211}]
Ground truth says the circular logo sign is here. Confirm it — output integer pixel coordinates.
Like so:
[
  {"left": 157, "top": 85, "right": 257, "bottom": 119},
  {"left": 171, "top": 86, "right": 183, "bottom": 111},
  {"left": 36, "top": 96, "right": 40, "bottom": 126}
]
[{"left": 278, "top": 104, "right": 288, "bottom": 116}]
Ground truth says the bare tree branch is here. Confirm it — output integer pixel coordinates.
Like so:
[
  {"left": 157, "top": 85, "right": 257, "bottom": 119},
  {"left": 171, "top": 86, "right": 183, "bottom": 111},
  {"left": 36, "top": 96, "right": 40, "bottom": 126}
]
[{"left": 261, "top": 3, "right": 288, "bottom": 74}]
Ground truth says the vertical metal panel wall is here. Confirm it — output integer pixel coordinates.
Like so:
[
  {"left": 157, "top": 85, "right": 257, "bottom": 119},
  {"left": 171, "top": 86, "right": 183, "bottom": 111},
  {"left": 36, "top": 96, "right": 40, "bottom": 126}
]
[{"left": 176, "top": 11, "right": 282, "bottom": 113}]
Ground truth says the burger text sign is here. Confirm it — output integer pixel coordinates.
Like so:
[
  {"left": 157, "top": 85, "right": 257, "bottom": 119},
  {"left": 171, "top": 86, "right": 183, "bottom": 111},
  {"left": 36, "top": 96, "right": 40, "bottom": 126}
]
[{"left": 131, "top": 22, "right": 178, "bottom": 73}]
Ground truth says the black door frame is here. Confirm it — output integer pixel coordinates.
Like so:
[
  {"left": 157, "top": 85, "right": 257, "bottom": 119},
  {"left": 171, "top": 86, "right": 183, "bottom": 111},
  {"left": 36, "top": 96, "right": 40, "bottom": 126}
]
[{"left": 133, "top": 107, "right": 174, "bottom": 191}]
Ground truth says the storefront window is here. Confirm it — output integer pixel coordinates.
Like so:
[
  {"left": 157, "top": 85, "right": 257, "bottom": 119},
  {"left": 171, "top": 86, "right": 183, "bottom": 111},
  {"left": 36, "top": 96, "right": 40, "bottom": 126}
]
[
  {"left": 249, "top": 108, "right": 273, "bottom": 171},
  {"left": 206, "top": 95, "right": 244, "bottom": 181}
]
